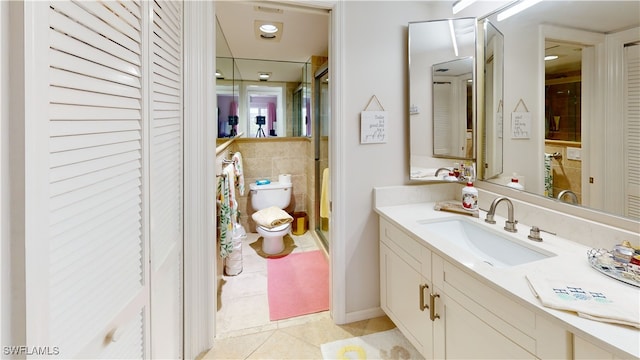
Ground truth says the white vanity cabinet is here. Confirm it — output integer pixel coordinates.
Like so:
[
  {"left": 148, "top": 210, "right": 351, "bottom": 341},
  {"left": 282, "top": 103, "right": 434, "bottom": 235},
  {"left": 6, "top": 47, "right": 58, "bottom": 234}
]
[
  {"left": 379, "top": 218, "right": 434, "bottom": 357},
  {"left": 379, "top": 218, "right": 571, "bottom": 360}
]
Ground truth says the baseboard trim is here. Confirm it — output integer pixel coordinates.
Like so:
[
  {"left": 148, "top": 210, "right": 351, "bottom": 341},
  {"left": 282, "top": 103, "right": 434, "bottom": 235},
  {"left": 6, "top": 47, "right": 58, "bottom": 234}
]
[{"left": 343, "top": 307, "right": 386, "bottom": 324}]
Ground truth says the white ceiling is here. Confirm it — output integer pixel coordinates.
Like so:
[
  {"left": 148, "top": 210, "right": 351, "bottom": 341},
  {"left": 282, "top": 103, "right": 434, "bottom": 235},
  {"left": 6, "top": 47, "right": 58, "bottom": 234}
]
[{"left": 216, "top": 1, "right": 329, "bottom": 83}]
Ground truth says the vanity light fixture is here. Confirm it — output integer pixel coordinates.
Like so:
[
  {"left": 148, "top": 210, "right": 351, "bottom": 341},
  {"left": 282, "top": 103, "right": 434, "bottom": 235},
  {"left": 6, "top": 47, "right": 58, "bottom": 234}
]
[
  {"left": 448, "top": 19, "right": 459, "bottom": 57},
  {"left": 544, "top": 55, "right": 559, "bottom": 61},
  {"left": 452, "top": 0, "right": 476, "bottom": 14},
  {"left": 497, "top": 0, "right": 542, "bottom": 21}
]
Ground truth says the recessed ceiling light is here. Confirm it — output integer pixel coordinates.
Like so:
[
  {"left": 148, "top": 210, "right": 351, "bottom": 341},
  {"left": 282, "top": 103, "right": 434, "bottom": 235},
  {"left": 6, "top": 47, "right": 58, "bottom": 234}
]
[
  {"left": 259, "top": 24, "right": 278, "bottom": 34},
  {"left": 255, "top": 20, "right": 283, "bottom": 42},
  {"left": 545, "top": 55, "right": 559, "bottom": 61},
  {"left": 258, "top": 72, "right": 270, "bottom": 81}
]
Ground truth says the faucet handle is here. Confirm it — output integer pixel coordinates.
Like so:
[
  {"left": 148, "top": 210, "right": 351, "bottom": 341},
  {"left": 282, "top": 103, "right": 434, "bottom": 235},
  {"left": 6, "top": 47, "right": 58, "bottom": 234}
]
[{"left": 528, "top": 226, "right": 555, "bottom": 242}]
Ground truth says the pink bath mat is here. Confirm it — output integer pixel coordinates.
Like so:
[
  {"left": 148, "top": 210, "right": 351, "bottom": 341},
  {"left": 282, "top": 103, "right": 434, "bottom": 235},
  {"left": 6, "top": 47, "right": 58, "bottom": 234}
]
[{"left": 267, "top": 250, "right": 329, "bottom": 321}]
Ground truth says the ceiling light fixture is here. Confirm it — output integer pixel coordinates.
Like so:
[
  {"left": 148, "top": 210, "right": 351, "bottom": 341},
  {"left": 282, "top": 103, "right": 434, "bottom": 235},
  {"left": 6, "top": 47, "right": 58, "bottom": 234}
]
[
  {"left": 448, "top": 20, "right": 459, "bottom": 57},
  {"left": 259, "top": 24, "right": 278, "bottom": 34},
  {"left": 255, "top": 20, "right": 283, "bottom": 41},
  {"left": 452, "top": 0, "right": 476, "bottom": 14},
  {"left": 497, "top": 0, "right": 542, "bottom": 21},
  {"left": 258, "top": 72, "right": 270, "bottom": 81},
  {"left": 544, "top": 55, "right": 559, "bottom": 61}
]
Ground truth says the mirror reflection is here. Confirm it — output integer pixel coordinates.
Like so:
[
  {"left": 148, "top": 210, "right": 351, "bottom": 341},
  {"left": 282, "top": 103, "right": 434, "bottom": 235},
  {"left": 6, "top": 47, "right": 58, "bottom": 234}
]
[
  {"left": 481, "top": 19, "right": 504, "bottom": 180},
  {"left": 409, "top": 18, "right": 477, "bottom": 181},
  {"left": 216, "top": 56, "right": 311, "bottom": 139},
  {"left": 478, "top": 1, "right": 639, "bottom": 220},
  {"left": 432, "top": 57, "right": 474, "bottom": 159}
]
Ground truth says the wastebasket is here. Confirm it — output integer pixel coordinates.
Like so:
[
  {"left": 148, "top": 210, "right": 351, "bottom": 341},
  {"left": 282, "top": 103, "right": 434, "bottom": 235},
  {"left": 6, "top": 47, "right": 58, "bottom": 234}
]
[
  {"left": 225, "top": 223, "right": 246, "bottom": 276},
  {"left": 291, "top": 211, "right": 308, "bottom": 235}
]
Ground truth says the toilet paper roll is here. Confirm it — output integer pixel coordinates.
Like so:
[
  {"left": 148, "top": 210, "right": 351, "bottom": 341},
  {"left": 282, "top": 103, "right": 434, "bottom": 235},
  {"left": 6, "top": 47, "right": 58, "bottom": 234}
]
[{"left": 279, "top": 174, "right": 292, "bottom": 184}]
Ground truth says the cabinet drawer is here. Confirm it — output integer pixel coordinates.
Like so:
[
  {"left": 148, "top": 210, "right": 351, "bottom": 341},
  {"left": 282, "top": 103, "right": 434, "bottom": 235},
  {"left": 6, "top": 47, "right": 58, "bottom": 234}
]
[
  {"left": 380, "top": 218, "right": 429, "bottom": 272},
  {"left": 442, "top": 260, "right": 537, "bottom": 354}
]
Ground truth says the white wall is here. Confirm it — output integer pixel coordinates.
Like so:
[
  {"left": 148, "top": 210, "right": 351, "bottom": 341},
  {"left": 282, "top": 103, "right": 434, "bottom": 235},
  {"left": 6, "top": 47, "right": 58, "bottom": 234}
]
[
  {"left": 339, "top": 1, "right": 452, "bottom": 320},
  {"left": 497, "top": 20, "right": 544, "bottom": 193}
]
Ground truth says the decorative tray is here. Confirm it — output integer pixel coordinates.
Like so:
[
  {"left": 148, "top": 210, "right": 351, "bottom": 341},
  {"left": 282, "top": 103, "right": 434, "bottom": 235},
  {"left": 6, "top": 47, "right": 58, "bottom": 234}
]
[{"left": 587, "top": 248, "right": 640, "bottom": 288}]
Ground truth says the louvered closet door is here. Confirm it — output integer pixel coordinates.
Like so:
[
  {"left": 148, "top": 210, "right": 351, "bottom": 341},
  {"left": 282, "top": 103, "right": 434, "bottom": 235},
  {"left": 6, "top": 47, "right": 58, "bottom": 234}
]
[
  {"left": 48, "top": 1, "right": 148, "bottom": 358},
  {"left": 149, "top": 1, "right": 183, "bottom": 358},
  {"left": 624, "top": 44, "right": 640, "bottom": 219}
]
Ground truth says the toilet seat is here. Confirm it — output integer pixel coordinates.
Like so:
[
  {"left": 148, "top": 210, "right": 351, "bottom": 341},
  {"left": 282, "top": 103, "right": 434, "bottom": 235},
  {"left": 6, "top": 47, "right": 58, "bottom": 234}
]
[{"left": 258, "top": 223, "right": 290, "bottom": 233}]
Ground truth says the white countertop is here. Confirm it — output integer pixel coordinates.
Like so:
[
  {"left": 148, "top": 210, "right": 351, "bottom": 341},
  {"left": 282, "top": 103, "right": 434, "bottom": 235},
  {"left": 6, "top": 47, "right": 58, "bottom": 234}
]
[{"left": 375, "top": 202, "right": 640, "bottom": 359}]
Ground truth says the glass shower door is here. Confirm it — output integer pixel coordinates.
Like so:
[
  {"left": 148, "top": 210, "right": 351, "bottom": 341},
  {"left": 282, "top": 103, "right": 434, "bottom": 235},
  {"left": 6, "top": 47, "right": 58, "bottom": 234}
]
[{"left": 314, "top": 66, "right": 329, "bottom": 250}]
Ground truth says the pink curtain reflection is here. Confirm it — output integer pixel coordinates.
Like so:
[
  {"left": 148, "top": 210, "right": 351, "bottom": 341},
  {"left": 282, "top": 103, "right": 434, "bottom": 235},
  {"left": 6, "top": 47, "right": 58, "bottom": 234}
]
[{"left": 268, "top": 102, "right": 276, "bottom": 133}]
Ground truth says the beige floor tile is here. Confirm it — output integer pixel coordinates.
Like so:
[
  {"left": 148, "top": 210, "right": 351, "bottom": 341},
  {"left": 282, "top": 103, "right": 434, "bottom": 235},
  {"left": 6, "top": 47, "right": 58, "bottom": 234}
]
[
  {"left": 279, "top": 317, "right": 364, "bottom": 348},
  {"left": 217, "top": 293, "right": 271, "bottom": 334},
  {"left": 246, "top": 330, "right": 323, "bottom": 360},
  {"left": 362, "top": 315, "right": 397, "bottom": 335},
  {"left": 203, "top": 330, "right": 274, "bottom": 360},
  {"left": 219, "top": 270, "right": 267, "bottom": 300}
]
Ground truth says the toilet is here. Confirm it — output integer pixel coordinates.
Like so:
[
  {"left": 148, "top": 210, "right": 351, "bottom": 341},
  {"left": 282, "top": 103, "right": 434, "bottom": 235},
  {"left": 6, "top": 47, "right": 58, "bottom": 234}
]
[{"left": 250, "top": 180, "right": 293, "bottom": 254}]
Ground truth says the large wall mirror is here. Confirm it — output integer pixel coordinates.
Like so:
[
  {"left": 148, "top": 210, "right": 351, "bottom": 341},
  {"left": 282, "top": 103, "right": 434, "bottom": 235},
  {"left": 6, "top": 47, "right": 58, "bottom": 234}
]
[
  {"left": 409, "top": 18, "right": 477, "bottom": 181},
  {"left": 478, "top": 1, "right": 639, "bottom": 221},
  {"left": 214, "top": 1, "right": 327, "bottom": 140}
]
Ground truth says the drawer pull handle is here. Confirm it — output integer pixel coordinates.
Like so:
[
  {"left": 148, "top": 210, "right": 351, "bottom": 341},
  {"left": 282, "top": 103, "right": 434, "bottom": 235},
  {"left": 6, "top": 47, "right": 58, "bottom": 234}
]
[
  {"left": 429, "top": 293, "right": 440, "bottom": 321},
  {"left": 419, "top": 284, "right": 429, "bottom": 311}
]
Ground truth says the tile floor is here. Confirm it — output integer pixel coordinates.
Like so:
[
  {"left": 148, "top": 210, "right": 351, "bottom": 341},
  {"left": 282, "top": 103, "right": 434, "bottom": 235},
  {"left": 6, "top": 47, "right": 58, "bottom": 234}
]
[{"left": 203, "top": 231, "right": 399, "bottom": 359}]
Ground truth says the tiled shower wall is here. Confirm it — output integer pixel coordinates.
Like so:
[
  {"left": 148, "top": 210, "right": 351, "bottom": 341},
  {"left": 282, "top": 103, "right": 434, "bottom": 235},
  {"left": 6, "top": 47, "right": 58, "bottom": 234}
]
[{"left": 545, "top": 141, "right": 582, "bottom": 203}]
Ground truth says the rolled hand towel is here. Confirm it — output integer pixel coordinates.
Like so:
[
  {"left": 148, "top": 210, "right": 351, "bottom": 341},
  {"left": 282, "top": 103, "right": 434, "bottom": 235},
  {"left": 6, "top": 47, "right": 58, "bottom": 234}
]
[{"left": 252, "top": 206, "right": 293, "bottom": 229}]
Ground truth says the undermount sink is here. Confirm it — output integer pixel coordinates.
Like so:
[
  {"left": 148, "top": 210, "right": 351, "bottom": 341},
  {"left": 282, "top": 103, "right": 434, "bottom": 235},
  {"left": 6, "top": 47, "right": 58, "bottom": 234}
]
[{"left": 418, "top": 218, "right": 556, "bottom": 268}]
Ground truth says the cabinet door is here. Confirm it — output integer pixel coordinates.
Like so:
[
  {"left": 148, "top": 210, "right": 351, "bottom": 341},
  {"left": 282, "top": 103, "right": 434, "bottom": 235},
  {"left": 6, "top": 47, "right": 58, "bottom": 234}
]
[
  {"left": 436, "top": 292, "right": 535, "bottom": 360},
  {"left": 380, "top": 243, "right": 433, "bottom": 358},
  {"left": 574, "top": 335, "right": 616, "bottom": 360}
]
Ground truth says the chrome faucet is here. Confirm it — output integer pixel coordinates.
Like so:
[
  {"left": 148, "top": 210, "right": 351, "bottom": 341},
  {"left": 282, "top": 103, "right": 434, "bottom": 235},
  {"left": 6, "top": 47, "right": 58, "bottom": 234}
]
[
  {"left": 484, "top": 197, "right": 518, "bottom": 233},
  {"left": 434, "top": 167, "right": 451, "bottom": 177},
  {"left": 557, "top": 189, "right": 579, "bottom": 204}
]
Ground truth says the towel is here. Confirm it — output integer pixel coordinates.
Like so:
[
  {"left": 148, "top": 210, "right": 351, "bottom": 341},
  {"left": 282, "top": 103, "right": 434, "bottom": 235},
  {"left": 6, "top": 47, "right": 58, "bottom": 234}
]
[
  {"left": 526, "top": 274, "right": 640, "bottom": 328},
  {"left": 544, "top": 153, "right": 553, "bottom": 198},
  {"left": 217, "top": 164, "right": 237, "bottom": 258},
  {"left": 232, "top": 152, "right": 245, "bottom": 196},
  {"left": 252, "top": 206, "right": 293, "bottom": 229},
  {"left": 320, "top": 167, "right": 330, "bottom": 218}
]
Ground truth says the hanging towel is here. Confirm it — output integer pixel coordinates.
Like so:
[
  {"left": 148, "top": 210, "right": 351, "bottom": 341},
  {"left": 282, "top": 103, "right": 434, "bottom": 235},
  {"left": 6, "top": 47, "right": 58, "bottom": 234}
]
[
  {"left": 320, "top": 167, "right": 330, "bottom": 218},
  {"left": 252, "top": 206, "right": 293, "bottom": 229},
  {"left": 544, "top": 153, "right": 553, "bottom": 198},
  {"left": 526, "top": 274, "right": 640, "bottom": 328},
  {"left": 232, "top": 152, "right": 245, "bottom": 196},
  {"left": 217, "top": 164, "right": 237, "bottom": 258}
]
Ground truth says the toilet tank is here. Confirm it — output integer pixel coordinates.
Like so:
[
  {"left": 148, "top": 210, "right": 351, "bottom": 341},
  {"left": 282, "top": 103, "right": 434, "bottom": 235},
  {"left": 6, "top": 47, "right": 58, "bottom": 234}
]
[{"left": 249, "top": 182, "right": 292, "bottom": 210}]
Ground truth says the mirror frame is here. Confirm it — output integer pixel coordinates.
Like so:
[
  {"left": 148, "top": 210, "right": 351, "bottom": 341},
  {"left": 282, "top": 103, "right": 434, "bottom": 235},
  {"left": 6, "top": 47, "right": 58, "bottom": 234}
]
[{"left": 408, "top": 17, "right": 478, "bottom": 182}]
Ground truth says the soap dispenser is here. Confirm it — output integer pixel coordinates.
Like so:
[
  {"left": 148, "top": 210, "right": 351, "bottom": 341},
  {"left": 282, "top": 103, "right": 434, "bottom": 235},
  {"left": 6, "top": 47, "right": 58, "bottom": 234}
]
[
  {"left": 462, "top": 178, "right": 478, "bottom": 210},
  {"left": 507, "top": 173, "right": 524, "bottom": 190}
]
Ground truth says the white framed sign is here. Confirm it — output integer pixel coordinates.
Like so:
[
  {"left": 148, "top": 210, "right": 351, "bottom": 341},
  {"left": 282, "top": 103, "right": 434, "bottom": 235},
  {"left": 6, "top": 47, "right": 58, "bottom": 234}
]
[{"left": 360, "top": 110, "right": 387, "bottom": 144}]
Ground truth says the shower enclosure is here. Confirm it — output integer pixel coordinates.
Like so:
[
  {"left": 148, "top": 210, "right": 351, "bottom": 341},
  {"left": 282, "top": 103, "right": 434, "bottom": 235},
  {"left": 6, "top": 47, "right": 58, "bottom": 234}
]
[{"left": 314, "top": 65, "right": 330, "bottom": 251}]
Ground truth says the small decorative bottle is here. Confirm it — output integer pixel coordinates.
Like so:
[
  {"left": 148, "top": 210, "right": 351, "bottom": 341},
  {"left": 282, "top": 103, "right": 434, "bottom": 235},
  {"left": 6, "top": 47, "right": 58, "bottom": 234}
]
[
  {"left": 506, "top": 173, "right": 525, "bottom": 190},
  {"left": 462, "top": 178, "right": 478, "bottom": 210}
]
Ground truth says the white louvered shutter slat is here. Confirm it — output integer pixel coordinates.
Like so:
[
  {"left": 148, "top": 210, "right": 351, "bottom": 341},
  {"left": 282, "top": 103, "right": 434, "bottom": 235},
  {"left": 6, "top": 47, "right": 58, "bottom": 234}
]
[
  {"left": 47, "top": 1, "right": 146, "bottom": 358},
  {"left": 149, "top": 1, "right": 183, "bottom": 357},
  {"left": 625, "top": 45, "right": 640, "bottom": 219},
  {"left": 53, "top": 1, "right": 141, "bottom": 56}
]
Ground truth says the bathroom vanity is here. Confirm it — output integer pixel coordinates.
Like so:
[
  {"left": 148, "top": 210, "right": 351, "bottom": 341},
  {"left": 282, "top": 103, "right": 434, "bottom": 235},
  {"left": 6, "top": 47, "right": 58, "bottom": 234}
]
[{"left": 374, "top": 184, "right": 639, "bottom": 360}]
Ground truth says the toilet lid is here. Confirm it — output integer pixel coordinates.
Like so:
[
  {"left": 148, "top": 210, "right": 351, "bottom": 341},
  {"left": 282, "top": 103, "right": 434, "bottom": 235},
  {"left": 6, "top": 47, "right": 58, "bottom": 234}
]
[{"left": 259, "top": 223, "right": 290, "bottom": 232}]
